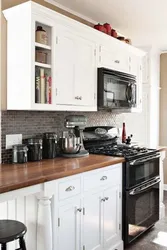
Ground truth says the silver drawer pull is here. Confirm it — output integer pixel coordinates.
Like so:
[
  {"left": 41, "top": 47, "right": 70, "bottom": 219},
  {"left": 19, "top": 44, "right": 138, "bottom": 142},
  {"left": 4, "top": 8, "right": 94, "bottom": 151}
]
[
  {"left": 75, "top": 96, "right": 82, "bottom": 100},
  {"left": 101, "top": 198, "right": 106, "bottom": 202},
  {"left": 100, "top": 176, "right": 107, "bottom": 181},
  {"left": 115, "top": 60, "right": 120, "bottom": 64},
  {"left": 105, "top": 197, "right": 109, "bottom": 201},
  {"left": 77, "top": 208, "right": 82, "bottom": 212},
  {"left": 65, "top": 186, "right": 75, "bottom": 192}
]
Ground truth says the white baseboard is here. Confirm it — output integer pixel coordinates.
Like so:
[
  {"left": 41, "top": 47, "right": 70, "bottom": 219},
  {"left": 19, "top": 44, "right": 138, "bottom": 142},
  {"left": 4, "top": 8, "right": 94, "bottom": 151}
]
[{"left": 164, "top": 184, "right": 167, "bottom": 191}]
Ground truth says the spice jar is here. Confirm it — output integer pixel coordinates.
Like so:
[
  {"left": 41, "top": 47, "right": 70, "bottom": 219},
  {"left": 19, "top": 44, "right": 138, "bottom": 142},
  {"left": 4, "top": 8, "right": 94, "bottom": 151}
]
[{"left": 36, "top": 26, "right": 48, "bottom": 45}]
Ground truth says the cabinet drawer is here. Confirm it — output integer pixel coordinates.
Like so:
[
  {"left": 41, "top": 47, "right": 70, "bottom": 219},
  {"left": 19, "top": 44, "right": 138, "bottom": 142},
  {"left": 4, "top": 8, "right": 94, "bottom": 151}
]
[
  {"left": 58, "top": 177, "right": 81, "bottom": 200},
  {"left": 84, "top": 166, "right": 121, "bottom": 192}
]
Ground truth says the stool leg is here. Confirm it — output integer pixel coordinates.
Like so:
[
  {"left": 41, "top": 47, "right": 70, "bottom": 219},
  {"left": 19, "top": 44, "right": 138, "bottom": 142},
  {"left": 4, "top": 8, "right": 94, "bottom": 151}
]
[
  {"left": 19, "top": 237, "right": 26, "bottom": 250},
  {"left": 1, "top": 244, "right": 6, "bottom": 250}
]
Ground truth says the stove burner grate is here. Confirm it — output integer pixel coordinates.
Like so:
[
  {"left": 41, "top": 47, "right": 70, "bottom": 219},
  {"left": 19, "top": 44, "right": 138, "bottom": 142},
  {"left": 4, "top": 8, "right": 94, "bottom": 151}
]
[{"left": 88, "top": 144, "right": 156, "bottom": 160}]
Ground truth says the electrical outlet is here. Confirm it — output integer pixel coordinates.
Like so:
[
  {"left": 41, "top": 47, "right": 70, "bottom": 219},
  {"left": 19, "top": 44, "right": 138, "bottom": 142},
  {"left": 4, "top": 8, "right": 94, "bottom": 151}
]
[{"left": 6, "top": 134, "right": 22, "bottom": 149}]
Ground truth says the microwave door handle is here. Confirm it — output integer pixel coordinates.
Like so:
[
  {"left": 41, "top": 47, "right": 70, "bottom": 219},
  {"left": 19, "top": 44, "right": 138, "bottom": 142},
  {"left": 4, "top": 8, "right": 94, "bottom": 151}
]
[
  {"left": 126, "top": 84, "right": 131, "bottom": 103},
  {"left": 131, "top": 82, "right": 136, "bottom": 105},
  {"left": 129, "top": 178, "right": 161, "bottom": 196},
  {"left": 130, "top": 153, "right": 160, "bottom": 166}
]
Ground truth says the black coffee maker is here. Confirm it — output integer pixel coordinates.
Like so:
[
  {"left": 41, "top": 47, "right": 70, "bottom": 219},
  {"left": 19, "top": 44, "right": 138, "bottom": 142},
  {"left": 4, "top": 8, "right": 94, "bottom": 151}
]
[{"left": 43, "top": 132, "right": 58, "bottom": 159}]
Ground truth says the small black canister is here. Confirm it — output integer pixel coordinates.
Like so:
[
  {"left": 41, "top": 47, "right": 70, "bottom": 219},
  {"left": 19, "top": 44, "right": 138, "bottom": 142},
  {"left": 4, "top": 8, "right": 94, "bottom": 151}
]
[
  {"left": 43, "top": 133, "right": 58, "bottom": 159},
  {"left": 12, "top": 144, "right": 28, "bottom": 164},
  {"left": 24, "top": 138, "right": 43, "bottom": 162}
]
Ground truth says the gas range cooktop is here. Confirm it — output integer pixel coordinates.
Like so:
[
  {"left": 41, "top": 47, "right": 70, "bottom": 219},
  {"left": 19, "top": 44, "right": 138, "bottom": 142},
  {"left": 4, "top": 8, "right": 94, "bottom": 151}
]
[
  {"left": 83, "top": 126, "right": 157, "bottom": 160},
  {"left": 87, "top": 144, "right": 157, "bottom": 160}
]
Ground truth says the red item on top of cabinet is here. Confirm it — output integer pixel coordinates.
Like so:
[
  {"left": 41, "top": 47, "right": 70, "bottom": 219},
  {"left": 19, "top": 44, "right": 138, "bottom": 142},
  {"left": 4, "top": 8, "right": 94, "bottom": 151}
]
[
  {"left": 122, "top": 122, "right": 126, "bottom": 143},
  {"left": 103, "top": 23, "right": 112, "bottom": 35},
  {"left": 94, "top": 23, "right": 107, "bottom": 33},
  {"left": 111, "top": 29, "right": 118, "bottom": 38}
]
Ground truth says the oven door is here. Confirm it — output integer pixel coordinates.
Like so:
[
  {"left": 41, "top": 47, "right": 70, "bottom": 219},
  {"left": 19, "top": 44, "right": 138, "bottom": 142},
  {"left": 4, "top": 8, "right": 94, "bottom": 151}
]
[
  {"left": 126, "top": 153, "right": 160, "bottom": 189},
  {"left": 124, "top": 177, "right": 160, "bottom": 245}
]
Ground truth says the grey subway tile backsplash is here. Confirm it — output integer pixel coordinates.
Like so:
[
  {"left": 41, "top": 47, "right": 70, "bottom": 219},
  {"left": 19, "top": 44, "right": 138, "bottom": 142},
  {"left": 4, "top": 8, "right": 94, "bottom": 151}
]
[{"left": 1, "top": 111, "right": 124, "bottom": 163}]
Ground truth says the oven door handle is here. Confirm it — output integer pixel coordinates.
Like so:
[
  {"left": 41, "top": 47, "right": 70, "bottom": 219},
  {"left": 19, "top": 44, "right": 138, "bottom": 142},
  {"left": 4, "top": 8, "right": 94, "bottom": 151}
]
[
  {"left": 129, "top": 178, "right": 160, "bottom": 196},
  {"left": 130, "top": 153, "right": 160, "bottom": 166}
]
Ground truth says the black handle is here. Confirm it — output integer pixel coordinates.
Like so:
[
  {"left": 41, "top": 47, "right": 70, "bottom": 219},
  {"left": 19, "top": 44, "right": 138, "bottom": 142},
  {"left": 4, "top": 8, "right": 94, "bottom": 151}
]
[
  {"left": 126, "top": 83, "right": 136, "bottom": 105},
  {"left": 126, "top": 84, "right": 131, "bottom": 103},
  {"left": 129, "top": 177, "right": 160, "bottom": 196}
]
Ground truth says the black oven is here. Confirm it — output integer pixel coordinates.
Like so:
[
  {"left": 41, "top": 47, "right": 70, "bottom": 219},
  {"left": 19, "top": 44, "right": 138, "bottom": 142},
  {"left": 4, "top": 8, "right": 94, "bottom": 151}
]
[
  {"left": 125, "top": 153, "right": 160, "bottom": 189},
  {"left": 98, "top": 67, "right": 137, "bottom": 109},
  {"left": 123, "top": 153, "right": 160, "bottom": 246}
]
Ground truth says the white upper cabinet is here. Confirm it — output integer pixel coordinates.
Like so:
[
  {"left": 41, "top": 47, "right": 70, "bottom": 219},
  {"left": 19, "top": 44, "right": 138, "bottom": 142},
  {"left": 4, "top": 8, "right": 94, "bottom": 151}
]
[
  {"left": 129, "top": 54, "right": 139, "bottom": 76},
  {"left": 74, "top": 36, "right": 96, "bottom": 107},
  {"left": 55, "top": 26, "right": 96, "bottom": 107},
  {"left": 55, "top": 26, "right": 76, "bottom": 106},
  {"left": 99, "top": 42, "right": 129, "bottom": 73},
  {"left": 4, "top": 1, "right": 145, "bottom": 112}
]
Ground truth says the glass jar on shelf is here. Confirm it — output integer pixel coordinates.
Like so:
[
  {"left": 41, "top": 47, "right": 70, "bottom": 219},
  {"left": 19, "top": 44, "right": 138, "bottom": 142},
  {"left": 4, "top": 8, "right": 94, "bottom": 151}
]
[{"left": 36, "top": 26, "right": 48, "bottom": 45}]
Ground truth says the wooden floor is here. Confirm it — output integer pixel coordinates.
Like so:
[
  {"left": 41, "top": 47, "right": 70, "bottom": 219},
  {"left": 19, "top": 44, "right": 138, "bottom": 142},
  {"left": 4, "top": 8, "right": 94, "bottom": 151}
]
[{"left": 126, "top": 191, "right": 167, "bottom": 250}]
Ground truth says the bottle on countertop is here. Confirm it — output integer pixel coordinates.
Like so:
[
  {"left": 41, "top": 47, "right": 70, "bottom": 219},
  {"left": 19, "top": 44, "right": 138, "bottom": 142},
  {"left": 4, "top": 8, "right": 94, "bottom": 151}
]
[{"left": 122, "top": 122, "right": 126, "bottom": 143}]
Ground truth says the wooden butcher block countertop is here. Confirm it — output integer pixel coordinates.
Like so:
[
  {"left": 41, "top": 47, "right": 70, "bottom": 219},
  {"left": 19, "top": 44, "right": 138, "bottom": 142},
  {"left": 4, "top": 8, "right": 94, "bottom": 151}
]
[{"left": 0, "top": 155, "right": 125, "bottom": 194}]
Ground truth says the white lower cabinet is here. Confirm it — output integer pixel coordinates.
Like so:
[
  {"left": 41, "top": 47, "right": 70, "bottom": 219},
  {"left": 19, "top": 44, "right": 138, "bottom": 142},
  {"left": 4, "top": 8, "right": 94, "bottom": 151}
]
[
  {"left": 57, "top": 198, "right": 82, "bottom": 250},
  {"left": 53, "top": 163, "right": 123, "bottom": 250},
  {"left": 83, "top": 190, "right": 103, "bottom": 250},
  {"left": 103, "top": 185, "right": 121, "bottom": 249}
]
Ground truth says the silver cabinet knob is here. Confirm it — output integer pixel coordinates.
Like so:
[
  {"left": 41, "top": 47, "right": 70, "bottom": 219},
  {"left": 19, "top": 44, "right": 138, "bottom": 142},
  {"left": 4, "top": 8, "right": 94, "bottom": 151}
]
[
  {"left": 75, "top": 96, "right": 82, "bottom": 100},
  {"left": 105, "top": 197, "right": 109, "bottom": 201},
  {"left": 100, "top": 176, "right": 107, "bottom": 181},
  {"left": 115, "top": 60, "right": 120, "bottom": 64},
  {"left": 77, "top": 208, "right": 82, "bottom": 212},
  {"left": 101, "top": 198, "right": 106, "bottom": 202},
  {"left": 65, "top": 186, "right": 75, "bottom": 192}
]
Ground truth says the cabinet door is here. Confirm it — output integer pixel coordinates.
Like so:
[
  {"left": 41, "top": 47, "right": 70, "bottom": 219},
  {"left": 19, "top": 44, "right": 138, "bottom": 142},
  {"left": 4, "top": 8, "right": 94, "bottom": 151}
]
[
  {"left": 129, "top": 54, "right": 139, "bottom": 76},
  {"left": 55, "top": 26, "right": 75, "bottom": 105},
  {"left": 131, "top": 58, "right": 142, "bottom": 112},
  {"left": 83, "top": 191, "right": 103, "bottom": 250},
  {"left": 57, "top": 198, "right": 81, "bottom": 250},
  {"left": 99, "top": 44, "right": 129, "bottom": 73},
  {"left": 142, "top": 54, "right": 149, "bottom": 83},
  {"left": 74, "top": 37, "right": 96, "bottom": 106},
  {"left": 103, "top": 185, "right": 121, "bottom": 249}
]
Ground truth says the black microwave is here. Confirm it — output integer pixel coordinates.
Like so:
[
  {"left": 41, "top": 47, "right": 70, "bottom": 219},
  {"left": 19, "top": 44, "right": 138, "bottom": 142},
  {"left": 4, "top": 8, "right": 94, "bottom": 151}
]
[{"left": 98, "top": 67, "right": 137, "bottom": 109}]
